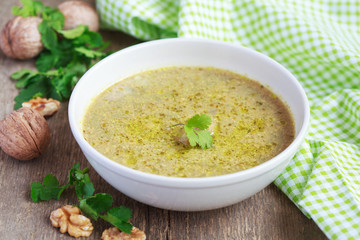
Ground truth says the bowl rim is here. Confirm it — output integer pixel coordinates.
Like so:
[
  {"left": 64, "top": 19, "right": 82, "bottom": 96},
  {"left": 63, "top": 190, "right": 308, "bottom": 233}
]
[{"left": 69, "top": 38, "right": 310, "bottom": 188}]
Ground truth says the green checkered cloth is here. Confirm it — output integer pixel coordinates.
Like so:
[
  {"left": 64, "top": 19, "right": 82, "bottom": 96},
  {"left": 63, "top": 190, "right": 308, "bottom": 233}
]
[{"left": 96, "top": 0, "right": 360, "bottom": 239}]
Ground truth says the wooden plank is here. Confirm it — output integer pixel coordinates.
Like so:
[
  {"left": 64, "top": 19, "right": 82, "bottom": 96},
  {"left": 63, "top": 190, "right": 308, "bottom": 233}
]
[
  {"left": 169, "top": 184, "right": 325, "bottom": 240},
  {"left": 0, "top": 0, "right": 326, "bottom": 239}
]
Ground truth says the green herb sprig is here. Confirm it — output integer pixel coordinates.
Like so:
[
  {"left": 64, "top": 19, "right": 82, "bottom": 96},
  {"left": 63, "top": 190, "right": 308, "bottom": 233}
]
[
  {"left": 172, "top": 114, "right": 213, "bottom": 149},
  {"left": 11, "top": 0, "right": 110, "bottom": 109},
  {"left": 30, "top": 163, "right": 133, "bottom": 234}
]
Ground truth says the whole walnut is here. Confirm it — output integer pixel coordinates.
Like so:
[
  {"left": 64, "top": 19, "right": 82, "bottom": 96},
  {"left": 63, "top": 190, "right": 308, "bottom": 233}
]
[
  {"left": 0, "top": 16, "right": 43, "bottom": 59},
  {"left": 0, "top": 107, "right": 50, "bottom": 161},
  {"left": 58, "top": 1, "right": 99, "bottom": 32}
]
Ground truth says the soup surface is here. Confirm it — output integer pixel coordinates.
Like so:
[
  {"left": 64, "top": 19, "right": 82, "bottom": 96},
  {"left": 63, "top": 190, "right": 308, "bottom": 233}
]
[{"left": 83, "top": 67, "right": 295, "bottom": 177}]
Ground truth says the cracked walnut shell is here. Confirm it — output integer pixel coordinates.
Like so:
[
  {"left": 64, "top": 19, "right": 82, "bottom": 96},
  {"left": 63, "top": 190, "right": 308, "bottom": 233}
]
[
  {"left": 102, "top": 227, "right": 146, "bottom": 240},
  {"left": 22, "top": 97, "right": 60, "bottom": 117},
  {"left": 50, "top": 205, "right": 93, "bottom": 238}
]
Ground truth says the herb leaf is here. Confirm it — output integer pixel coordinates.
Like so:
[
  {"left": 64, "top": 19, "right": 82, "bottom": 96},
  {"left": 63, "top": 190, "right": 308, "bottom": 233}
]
[
  {"left": 38, "top": 20, "right": 58, "bottom": 50},
  {"left": 193, "top": 129, "right": 213, "bottom": 149},
  {"left": 79, "top": 193, "right": 113, "bottom": 220},
  {"left": 30, "top": 163, "right": 134, "bottom": 234},
  {"left": 68, "top": 163, "right": 95, "bottom": 200},
  {"left": 12, "top": 0, "right": 44, "bottom": 17},
  {"left": 73, "top": 29, "right": 103, "bottom": 48},
  {"left": 75, "top": 47, "right": 106, "bottom": 58},
  {"left": 36, "top": 52, "right": 58, "bottom": 72},
  {"left": 11, "top": 69, "right": 36, "bottom": 80},
  {"left": 184, "top": 114, "right": 213, "bottom": 149},
  {"left": 14, "top": 76, "right": 48, "bottom": 109},
  {"left": 58, "top": 25, "right": 87, "bottom": 39},
  {"left": 30, "top": 174, "right": 68, "bottom": 202},
  {"left": 10, "top": 0, "right": 110, "bottom": 109},
  {"left": 186, "top": 114, "right": 212, "bottom": 130},
  {"left": 42, "top": 8, "right": 64, "bottom": 31},
  {"left": 184, "top": 125, "right": 198, "bottom": 147},
  {"left": 101, "top": 207, "right": 133, "bottom": 234}
]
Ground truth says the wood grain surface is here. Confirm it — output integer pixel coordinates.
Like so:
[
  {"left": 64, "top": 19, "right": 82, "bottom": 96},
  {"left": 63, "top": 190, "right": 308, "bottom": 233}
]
[{"left": 0, "top": 0, "right": 327, "bottom": 239}]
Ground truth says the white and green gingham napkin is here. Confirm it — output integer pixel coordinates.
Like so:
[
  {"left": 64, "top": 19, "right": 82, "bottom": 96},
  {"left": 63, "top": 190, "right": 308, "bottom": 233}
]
[{"left": 96, "top": 0, "right": 360, "bottom": 239}]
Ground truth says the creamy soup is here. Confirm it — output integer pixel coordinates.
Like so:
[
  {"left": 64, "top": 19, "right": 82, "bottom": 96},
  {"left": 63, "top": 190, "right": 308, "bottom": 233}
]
[{"left": 83, "top": 67, "right": 295, "bottom": 177}]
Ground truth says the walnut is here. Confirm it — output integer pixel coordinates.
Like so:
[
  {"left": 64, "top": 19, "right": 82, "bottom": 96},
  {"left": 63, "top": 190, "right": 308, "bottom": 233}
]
[
  {"left": 58, "top": 1, "right": 99, "bottom": 32},
  {"left": 0, "top": 16, "right": 43, "bottom": 59},
  {"left": 22, "top": 97, "right": 60, "bottom": 117},
  {"left": 0, "top": 107, "right": 50, "bottom": 160},
  {"left": 102, "top": 227, "right": 146, "bottom": 240},
  {"left": 50, "top": 205, "right": 93, "bottom": 238}
]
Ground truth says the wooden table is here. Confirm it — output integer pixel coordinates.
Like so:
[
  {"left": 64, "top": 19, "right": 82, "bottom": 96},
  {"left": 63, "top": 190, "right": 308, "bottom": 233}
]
[{"left": 0, "top": 0, "right": 327, "bottom": 239}]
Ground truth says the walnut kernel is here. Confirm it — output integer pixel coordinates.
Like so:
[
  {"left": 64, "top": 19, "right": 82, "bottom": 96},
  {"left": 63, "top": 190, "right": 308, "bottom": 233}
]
[
  {"left": 50, "top": 205, "right": 93, "bottom": 238},
  {"left": 22, "top": 97, "right": 60, "bottom": 117},
  {"left": 102, "top": 227, "right": 146, "bottom": 240}
]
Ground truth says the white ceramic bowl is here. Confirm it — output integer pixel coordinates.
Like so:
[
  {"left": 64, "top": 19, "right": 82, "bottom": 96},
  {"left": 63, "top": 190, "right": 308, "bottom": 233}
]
[{"left": 69, "top": 38, "right": 310, "bottom": 211}]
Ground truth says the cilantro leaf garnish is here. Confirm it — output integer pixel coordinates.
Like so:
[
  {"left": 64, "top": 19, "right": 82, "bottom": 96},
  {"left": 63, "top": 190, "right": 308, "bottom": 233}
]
[
  {"left": 190, "top": 127, "right": 213, "bottom": 149},
  {"left": 30, "top": 163, "right": 133, "bottom": 234},
  {"left": 185, "top": 114, "right": 213, "bottom": 149},
  {"left": 10, "top": 0, "right": 110, "bottom": 109},
  {"left": 186, "top": 113, "right": 212, "bottom": 129},
  {"left": 172, "top": 114, "right": 213, "bottom": 149}
]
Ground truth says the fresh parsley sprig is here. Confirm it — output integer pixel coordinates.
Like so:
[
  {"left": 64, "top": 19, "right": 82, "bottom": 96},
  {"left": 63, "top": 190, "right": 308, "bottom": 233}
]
[
  {"left": 30, "top": 163, "right": 133, "bottom": 234},
  {"left": 10, "top": 0, "right": 110, "bottom": 109},
  {"left": 172, "top": 114, "right": 213, "bottom": 149}
]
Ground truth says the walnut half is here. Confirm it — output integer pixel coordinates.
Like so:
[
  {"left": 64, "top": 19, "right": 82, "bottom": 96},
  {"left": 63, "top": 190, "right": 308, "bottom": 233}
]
[
  {"left": 50, "top": 205, "right": 93, "bottom": 238},
  {"left": 22, "top": 97, "right": 60, "bottom": 117},
  {"left": 102, "top": 227, "right": 146, "bottom": 240}
]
